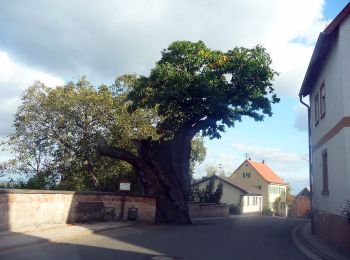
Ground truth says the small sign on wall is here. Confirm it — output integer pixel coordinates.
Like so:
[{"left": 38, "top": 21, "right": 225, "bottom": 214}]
[{"left": 119, "top": 182, "right": 131, "bottom": 191}]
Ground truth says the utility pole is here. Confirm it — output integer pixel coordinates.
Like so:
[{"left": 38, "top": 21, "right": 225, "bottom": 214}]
[{"left": 218, "top": 163, "right": 223, "bottom": 175}]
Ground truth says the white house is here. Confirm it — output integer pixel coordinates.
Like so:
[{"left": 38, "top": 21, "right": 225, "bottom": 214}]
[
  {"left": 299, "top": 2, "right": 350, "bottom": 252},
  {"left": 192, "top": 175, "right": 263, "bottom": 214},
  {"left": 229, "top": 159, "right": 288, "bottom": 216}
]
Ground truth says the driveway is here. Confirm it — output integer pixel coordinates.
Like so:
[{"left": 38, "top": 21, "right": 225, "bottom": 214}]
[{"left": 0, "top": 216, "right": 309, "bottom": 260}]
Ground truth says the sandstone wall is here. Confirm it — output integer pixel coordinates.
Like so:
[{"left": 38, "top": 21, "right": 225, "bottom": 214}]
[
  {"left": 0, "top": 189, "right": 156, "bottom": 231},
  {"left": 188, "top": 202, "right": 229, "bottom": 218}
]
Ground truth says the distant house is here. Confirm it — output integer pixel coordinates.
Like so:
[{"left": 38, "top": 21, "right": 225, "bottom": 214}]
[
  {"left": 192, "top": 175, "right": 263, "bottom": 214},
  {"left": 229, "top": 159, "right": 288, "bottom": 217},
  {"left": 289, "top": 187, "right": 311, "bottom": 218},
  {"left": 299, "top": 2, "right": 350, "bottom": 252}
]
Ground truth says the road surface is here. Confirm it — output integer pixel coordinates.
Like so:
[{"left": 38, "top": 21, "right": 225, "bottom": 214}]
[{"left": 0, "top": 216, "right": 309, "bottom": 260}]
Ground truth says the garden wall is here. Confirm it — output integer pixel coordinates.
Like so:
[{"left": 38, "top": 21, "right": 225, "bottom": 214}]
[
  {"left": 0, "top": 189, "right": 157, "bottom": 231},
  {"left": 188, "top": 202, "right": 229, "bottom": 218}
]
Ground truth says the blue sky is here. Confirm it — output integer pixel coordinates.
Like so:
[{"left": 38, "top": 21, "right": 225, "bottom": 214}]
[{"left": 0, "top": 0, "right": 349, "bottom": 194}]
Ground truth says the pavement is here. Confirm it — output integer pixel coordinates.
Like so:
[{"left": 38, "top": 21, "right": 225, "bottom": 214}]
[
  {"left": 0, "top": 221, "right": 136, "bottom": 253},
  {"left": 1, "top": 217, "right": 349, "bottom": 260},
  {"left": 292, "top": 221, "right": 350, "bottom": 260}
]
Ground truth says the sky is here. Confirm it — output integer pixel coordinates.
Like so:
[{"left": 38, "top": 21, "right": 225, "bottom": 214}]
[{"left": 0, "top": 0, "right": 349, "bottom": 194}]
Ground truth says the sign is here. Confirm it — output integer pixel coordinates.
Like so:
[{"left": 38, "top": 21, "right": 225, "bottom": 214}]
[{"left": 119, "top": 182, "right": 131, "bottom": 191}]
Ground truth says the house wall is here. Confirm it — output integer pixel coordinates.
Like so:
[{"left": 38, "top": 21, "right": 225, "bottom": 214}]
[
  {"left": 268, "top": 184, "right": 287, "bottom": 216},
  {"left": 241, "top": 195, "right": 263, "bottom": 214},
  {"left": 230, "top": 163, "right": 269, "bottom": 208},
  {"left": 289, "top": 196, "right": 311, "bottom": 218},
  {"left": 196, "top": 178, "right": 243, "bottom": 205},
  {"left": 309, "top": 15, "right": 350, "bottom": 217},
  {"left": 0, "top": 189, "right": 157, "bottom": 231},
  {"left": 308, "top": 14, "right": 350, "bottom": 253}
]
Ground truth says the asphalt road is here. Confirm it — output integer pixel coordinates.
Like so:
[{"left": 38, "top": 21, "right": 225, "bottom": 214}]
[{"left": 0, "top": 216, "right": 309, "bottom": 260}]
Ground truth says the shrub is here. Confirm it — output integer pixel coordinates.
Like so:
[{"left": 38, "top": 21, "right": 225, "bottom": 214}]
[
  {"left": 262, "top": 208, "right": 273, "bottom": 216},
  {"left": 229, "top": 204, "right": 241, "bottom": 215},
  {"left": 190, "top": 177, "right": 223, "bottom": 203},
  {"left": 339, "top": 200, "right": 350, "bottom": 222}
]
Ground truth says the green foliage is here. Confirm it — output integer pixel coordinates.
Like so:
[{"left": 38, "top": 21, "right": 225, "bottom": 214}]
[
  {"left": 190, "top": 135, "right": 206, "bottom": 176},
  {"left": 1, "top": 40, "right": 279, "bottom": 200},
  {"left": 228, "top": 204, "right": 241, "bottom": 215},
  {"left": 0, "top": 78, "right": 150, "bottom": 192},
  {"left": 262, "top": 208, "right": 273, "bottom": 216},
  {"left": 129, "top": 40, "right": 279, "bottom": 139},
  {"left": 339, "top": 200, "right": 350, "bottom": 222},
  {"left": 190, "top": 177, "right": 223, "bottom": 203}
]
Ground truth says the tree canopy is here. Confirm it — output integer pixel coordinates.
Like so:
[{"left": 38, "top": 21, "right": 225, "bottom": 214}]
[
  {"left": 1, "top": 40, "right": 279, "bottom": 223},
  {"left": 129, "top": 41, "right": 279, "bottom": 139}
]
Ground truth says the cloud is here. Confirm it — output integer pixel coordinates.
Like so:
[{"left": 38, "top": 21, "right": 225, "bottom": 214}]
[
  {"left": 293, "top": 104, "right": 308, "bottom": 131},
  {"left": 0, "top": 51, "right": 64, "bottom": 138},
  {"left": 0, "top": 0, "right": 326, "bottom": 92},
  {"left": 231, "top": 143, "right": 308, "bottom": 181}
]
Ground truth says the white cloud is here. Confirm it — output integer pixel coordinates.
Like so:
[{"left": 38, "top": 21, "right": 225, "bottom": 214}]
[
  {"left": 0, "top": 1, "right": 326, "bottom": 90},
  {"left": 293, "top": 104, "right": 308, "bottom": 131},
  {"left": 0, "top": 51, "right": 64, "bottom": 138},
  {"left": 231, "top": 143, "right": 308, "bottom": 181}
]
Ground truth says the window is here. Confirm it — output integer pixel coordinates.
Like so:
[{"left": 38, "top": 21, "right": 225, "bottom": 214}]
[
  {"left": 247, "top": 197, "right": 250, "bottom": 206},
  {"left": 280, "top": 202, "right": 286, "bottom": 210},
  {"left": 320, "top": 83, "right": 326, "bottom": 118},
  {"left": 243, "top": 172, "right": 251, "bottom": 178},
  {"left": 315, "top": 94, "right": 319, "bottom": 125},
  {"left": 322, "top": 149, "right": 329, "bottom": 195}
]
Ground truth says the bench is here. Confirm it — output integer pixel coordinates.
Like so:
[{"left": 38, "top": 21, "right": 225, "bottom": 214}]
[{"left": 76, "top": 201, "right": 116, "bottom": 222}]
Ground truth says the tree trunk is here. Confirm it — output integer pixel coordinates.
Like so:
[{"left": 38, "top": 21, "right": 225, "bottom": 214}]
[{"left": 98, "top": 129, "right": 195, "bottom": 224}]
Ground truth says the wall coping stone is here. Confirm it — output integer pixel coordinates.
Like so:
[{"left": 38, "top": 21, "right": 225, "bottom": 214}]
[{"left": 0, "top": 188, "right": 157, "bottom": 198}]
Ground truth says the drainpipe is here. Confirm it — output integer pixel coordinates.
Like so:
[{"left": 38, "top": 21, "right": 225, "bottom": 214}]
[{"left": 299, "top": 94, "right": 315, "bottom": 234}]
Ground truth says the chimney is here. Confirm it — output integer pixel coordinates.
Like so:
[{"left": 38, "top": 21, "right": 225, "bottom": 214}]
[
  {"left": 262, "top": 160, "right": 265, "bottom": 164},
  {"left": 248, "top": 157, "right": 251, "bottom": 160}
]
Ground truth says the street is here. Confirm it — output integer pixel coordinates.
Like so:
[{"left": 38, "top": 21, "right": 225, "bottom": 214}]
[{"left": 0, "top": 216, "right": 309, "bottom": 260}]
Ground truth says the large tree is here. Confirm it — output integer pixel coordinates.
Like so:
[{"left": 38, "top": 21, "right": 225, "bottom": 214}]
[{"left": 98, "top": 40, "right": 279, "bottom": 223}]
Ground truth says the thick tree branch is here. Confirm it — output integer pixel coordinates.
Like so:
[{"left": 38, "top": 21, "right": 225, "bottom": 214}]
[{"left": 97, "top": 141, "right": 141, "bottom": 169}]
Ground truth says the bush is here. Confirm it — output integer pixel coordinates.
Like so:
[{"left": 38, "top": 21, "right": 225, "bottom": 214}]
[
  {"left": 190, "top": 177, "right": 223, "bottom": 203},
  {"left": 262, "top": 208, "right": 273, "bottom": 216},
  {"left": 229, "top": 204, "right": 241, "bottom": 215},
  {"left": 340, "top": 200, "right": 350, "bottom": 222}
]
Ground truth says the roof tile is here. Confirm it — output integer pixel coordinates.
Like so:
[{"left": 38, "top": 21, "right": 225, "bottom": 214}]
[{"left": 247, "top": 160, "right": 286, "bottom": 185}]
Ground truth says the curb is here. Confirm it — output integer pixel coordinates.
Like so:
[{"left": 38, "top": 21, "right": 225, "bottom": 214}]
[
  {"left": 0, "top": 222, "right": 136, "bottom": 254},
  {"left": 291, "top": 223, "right": 347, "bottom": 260},
  {"left": 292, "top": 223, "right": 324, "bottom": 260}
]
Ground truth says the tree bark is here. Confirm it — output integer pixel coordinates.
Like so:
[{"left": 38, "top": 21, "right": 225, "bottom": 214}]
[{"left": 98, "top": 128, "right": 196, "bottom": 224}]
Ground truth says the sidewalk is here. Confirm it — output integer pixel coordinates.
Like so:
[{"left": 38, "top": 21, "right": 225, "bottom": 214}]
[
  {"left": 292, "top": 221, "right": 350, "bottom": 260},
  {"left": 0, "top": 221, "right": 135, "bottom": 253}
]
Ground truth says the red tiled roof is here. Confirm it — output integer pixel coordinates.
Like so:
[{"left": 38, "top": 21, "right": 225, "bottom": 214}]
[{"left": 247, "top": 160, "right": 286, "bottom": 185}]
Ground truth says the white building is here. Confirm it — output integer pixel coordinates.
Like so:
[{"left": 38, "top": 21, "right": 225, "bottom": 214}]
[
  {"left": 192, "top": 175, "right": 263, "bottom": 214},
  {"left": 230, "top": 159, "right": 288, "bottom": 217},
  {"left": 299, "top": 2, "right": 350, "bottom": 252}
]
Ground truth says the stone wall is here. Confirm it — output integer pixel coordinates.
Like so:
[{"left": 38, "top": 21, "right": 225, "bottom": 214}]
[
  {"left": 188, "top": 202, "right": 229, "bottom": 218},
  {"left": 0, "top": 189, "right": 156, "bottom": 231},
  {"left": 314, "top": 209, "right": 350, "bottom": 253}
]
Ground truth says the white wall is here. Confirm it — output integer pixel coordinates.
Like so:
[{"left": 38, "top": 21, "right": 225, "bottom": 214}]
[
  {"left": 309, "top": 15, "right": 350, "bottom": 216},
  {"left": 241, "top": 195, "right": 263, "bottom": 214},
  {"left": 196, "top": 178, "right": 242, "bottom": 205}
]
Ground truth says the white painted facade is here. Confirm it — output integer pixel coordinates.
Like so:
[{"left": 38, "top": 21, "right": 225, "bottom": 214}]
[
  {"left": 241, "top": 195, "right": 263, "bottom": 214},
  {"left": 309, "top": 14, "right": 350, "bottom": 216},
  {"left": 268, "top": 184, "right": 287, "bottom": 216},
  {"left": 193, "top": 176, "right": 263, "bottom": 214}
]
